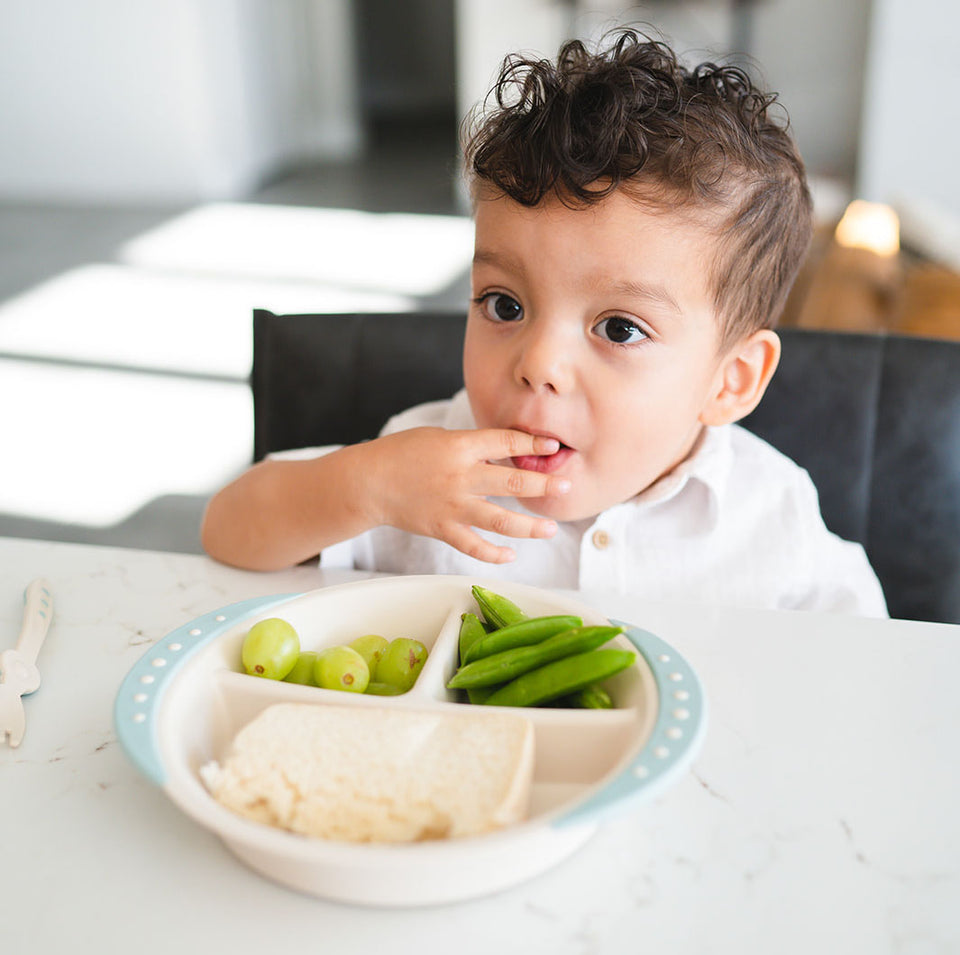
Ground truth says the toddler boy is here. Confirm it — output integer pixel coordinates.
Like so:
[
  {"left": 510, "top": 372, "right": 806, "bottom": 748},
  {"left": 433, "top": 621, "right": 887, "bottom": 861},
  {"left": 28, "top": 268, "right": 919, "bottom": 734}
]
[{"left": 202, "top": 32, "right": 887, "bottom": 616}]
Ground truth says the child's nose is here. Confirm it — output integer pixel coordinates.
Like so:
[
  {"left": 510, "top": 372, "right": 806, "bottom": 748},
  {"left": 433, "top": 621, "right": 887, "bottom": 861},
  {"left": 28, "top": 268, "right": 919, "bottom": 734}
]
[{"left": 514, "top": 323, "right": 574, "bottom": 395}]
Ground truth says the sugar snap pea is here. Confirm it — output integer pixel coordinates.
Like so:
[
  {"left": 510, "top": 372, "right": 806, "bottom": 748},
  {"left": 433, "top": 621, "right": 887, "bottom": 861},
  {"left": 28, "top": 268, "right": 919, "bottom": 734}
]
[
  {"left": 462, "top": 614, "right": 583, "bottom": 665},
  {"left": 561, "top": 684, "right": 614, "bottom": 709},
  {"left": 457, "top": 613, "right": 500, "bottom": 703},
  {"left": 467, "top": 685, "right": 499, "bottom": 704},
  {"left": 483, "top": 649, "right": 636, "bottom": 707},
  {"left": 458, "top": 612, "right": 488, "bottom": 664},
  {"left": 471, "top": 585, "right": 527, "bottom": 629},
  {"left": 447, "top": 625, "right": 623, "bottom": 689}
]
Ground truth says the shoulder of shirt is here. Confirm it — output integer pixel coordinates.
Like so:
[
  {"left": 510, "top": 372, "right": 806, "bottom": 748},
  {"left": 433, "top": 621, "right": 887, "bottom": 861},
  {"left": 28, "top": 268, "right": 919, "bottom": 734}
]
[
  {"left": 379, "top": 388, "right": 474, "bottom": 436},
  {"left": 722, "top": 423, "right": 822, "bottom": 506},
  {"left": 726, "top": 423, "right": 811, "bottom": 475},
  {"left": 685, "top": 423, "right": 820, "bottom": 512},
  {"left": 727, "top": 428, "right": 886, "bottom": 616}
]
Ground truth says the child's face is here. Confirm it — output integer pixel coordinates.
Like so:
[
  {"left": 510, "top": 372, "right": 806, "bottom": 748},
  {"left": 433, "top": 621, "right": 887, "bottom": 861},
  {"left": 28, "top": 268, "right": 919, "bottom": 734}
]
[{"left": 464, "top": 188, "right": 735, "bottom": 522}]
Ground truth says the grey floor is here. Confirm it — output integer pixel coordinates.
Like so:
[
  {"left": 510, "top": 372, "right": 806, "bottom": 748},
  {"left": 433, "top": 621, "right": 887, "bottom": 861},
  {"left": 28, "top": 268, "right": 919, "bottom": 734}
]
[{"left": 0, "top": 121, "right": 471, "bottom": 555}]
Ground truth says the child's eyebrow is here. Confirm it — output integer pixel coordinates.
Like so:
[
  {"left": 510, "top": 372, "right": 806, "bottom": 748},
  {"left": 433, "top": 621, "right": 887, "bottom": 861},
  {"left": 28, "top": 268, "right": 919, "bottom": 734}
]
[
  {"left": 472, "top": 248, "right": 526, "bottom": 277},
  {"left": 474, "top": 248, "right": 683, "bottom": 316},
  {"left": 608, "top": 279, "right": 683, "bottom": 315}
]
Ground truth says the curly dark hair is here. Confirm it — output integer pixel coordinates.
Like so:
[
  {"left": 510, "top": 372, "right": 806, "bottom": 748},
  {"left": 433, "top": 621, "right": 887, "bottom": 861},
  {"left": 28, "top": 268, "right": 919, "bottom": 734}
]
[{"left": 462, "top": 31, "right": 813, "bottom": 345}]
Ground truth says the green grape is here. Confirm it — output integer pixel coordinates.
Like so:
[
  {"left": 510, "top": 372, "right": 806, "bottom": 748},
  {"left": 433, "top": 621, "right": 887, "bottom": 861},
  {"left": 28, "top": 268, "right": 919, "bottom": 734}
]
[
  {"left": 348, "top": 634, "right": 389, "bottom": 672},
  {"left": 241, "top": 618, "right": 300, "bottom": 680},
  {"left": 314, "top": 645, "right": 370, "bottom": 693},
  {"left": 374, "top": 638, "right": 428, "bottom": 692},
  {"left": 283, "top": 650, "right": 319, "bottom": 685},
  {"left": 364, "top": 681, "right": 405, "bottom": 696}
]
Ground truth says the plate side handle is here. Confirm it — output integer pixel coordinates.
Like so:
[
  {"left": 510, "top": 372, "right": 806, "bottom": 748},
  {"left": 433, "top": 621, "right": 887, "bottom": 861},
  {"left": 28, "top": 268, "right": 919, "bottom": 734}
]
[
  {"left": 552, "top": 620, "right": 707, "bottom": 828},
  {"left": 113, "top": 593, "right": 301, "bottom": 786}
]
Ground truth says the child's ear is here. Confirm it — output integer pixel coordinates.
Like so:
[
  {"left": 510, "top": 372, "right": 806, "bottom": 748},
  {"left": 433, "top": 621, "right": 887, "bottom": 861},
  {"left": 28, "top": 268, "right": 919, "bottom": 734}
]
[{"left": 699, "top": 329, "right": 781, "bottom": 427}]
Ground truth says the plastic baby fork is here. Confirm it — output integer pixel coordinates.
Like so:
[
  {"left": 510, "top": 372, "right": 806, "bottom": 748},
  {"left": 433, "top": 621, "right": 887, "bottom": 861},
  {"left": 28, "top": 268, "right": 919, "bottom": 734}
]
[{"left": 0, "top": 579, "right": 53, "bottom": 747}]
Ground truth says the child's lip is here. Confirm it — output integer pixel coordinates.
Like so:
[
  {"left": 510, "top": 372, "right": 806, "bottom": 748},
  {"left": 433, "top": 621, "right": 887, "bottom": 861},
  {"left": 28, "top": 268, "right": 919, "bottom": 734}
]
[
  {"left": 511, "top": 446, "right": 575, "bottom": 474},
  {"left": 509, "top": 426, "right": 576, "bottom": 474}
]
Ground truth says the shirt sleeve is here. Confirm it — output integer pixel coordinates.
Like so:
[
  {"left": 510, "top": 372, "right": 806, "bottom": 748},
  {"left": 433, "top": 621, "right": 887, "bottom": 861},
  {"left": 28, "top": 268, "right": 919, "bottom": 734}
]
[{"left": 791, "top": 474, "right": 889, "bottom": 618}]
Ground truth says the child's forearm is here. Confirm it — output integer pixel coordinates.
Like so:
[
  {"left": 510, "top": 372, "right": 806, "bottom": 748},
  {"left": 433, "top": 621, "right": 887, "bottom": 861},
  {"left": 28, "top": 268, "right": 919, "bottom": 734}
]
[{"left": 200, "top": 444, "right": 377, "bottom": 571}]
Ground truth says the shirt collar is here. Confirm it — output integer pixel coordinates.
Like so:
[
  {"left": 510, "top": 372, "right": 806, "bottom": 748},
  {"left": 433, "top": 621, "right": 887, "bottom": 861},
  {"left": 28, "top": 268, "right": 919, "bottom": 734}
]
[{"left": 629, "top": 424, "right": 735, "bottom": 524}]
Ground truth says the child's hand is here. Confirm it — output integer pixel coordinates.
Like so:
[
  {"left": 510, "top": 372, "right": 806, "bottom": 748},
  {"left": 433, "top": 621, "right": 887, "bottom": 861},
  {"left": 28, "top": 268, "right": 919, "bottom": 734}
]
[{"left": 367, "top": 427, "right": 571, "bottom": 563}]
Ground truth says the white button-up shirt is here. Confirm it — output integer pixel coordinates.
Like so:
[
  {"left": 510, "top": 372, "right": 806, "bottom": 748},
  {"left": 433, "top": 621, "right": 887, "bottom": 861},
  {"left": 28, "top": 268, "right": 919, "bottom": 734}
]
[{"left": 281, "top": 390, "right": 888, "bottom": 617}]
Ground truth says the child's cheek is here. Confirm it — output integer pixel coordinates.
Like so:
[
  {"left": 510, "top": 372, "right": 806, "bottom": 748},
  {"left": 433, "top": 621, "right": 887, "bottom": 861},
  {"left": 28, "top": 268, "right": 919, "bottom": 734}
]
[{"left": 463, "top": 378, "right": 497, "bottom": 431}]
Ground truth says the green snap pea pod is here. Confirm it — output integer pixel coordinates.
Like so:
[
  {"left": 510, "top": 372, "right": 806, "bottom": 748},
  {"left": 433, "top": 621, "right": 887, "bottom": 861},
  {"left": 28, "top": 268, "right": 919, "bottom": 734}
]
[
  {"left": 561, "top": 684, "right": 614, "bottom": 709},
  {"left": 483, "top": 649, "right": 636, "bottom": 707},
  {"left": 467, "top": 685, "right": 499, "bottom": 704},
  {"left": 447, "top": 625, "right": 623, "bottom": 689},
  {"left": 462, "top": 614, "right": 583, "bottom": 665},
  {"left": 456, "top": 615, "right": 501, "bottom": 703},
  {"left": 458, "top": 612, "right": 488, "bottom": 664},
  {"left": 471, "top": 585, "right": 527, "bottom": 629}
]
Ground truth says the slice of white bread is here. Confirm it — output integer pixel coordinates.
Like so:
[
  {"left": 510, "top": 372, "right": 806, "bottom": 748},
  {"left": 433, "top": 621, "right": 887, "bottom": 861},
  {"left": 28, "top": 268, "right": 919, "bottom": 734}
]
[{"left": 201, "top": 702, "right": 535, "bottom": 843}]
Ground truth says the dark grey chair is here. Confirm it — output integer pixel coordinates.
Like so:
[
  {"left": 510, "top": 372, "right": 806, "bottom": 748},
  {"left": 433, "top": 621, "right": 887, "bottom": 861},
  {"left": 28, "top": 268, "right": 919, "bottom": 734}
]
[{"left": 252, "top": 308, "right": 960, "bottom": 623}]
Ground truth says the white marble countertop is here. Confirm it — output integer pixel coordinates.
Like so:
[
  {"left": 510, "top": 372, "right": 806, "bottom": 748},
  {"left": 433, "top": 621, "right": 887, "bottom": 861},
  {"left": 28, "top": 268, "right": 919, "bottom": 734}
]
[{"left": 2, "top": 536, "right": 958, "bottom": 954}]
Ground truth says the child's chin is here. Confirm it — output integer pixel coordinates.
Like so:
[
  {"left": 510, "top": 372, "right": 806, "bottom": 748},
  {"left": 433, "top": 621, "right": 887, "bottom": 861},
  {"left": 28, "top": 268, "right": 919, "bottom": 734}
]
[{"left": 524, "top": 495, "right": 594, "bottom": 523}]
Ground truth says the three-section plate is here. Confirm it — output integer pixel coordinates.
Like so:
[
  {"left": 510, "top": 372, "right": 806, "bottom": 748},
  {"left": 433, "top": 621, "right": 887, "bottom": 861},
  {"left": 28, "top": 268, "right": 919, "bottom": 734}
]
[{"left": 114, "top": 575, "right": 706, "bottom": 905}]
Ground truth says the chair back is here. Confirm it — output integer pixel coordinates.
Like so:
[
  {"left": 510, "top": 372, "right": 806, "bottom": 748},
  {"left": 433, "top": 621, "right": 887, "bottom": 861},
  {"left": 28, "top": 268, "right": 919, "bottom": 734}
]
[
  {"left": 253, "top": 309, "right": 960, "bottom": 623},
  {"left": 253, "top": 310, "right": 465, "bottom": 457}
]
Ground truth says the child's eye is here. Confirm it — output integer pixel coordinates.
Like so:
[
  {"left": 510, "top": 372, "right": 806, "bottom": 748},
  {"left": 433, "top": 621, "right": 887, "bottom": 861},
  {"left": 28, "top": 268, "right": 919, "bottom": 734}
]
[
  {"left": 477, "top": 293, "right": 523, "bottom": 322},
  {"left": 594, "top": 315, "right": 647, "bottom": 344}
]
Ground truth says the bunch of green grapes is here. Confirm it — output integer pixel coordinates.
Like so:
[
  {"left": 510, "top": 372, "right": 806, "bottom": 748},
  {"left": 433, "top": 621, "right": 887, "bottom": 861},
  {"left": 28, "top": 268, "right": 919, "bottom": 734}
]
[{"left": 241, "top": 620, "right": 428, "bottom": 695}]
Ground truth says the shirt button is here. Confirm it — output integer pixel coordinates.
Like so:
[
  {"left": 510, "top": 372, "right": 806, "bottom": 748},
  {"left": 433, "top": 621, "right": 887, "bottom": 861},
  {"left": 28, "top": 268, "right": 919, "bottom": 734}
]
[{"left": 592, "top": 530, "right": 610, "bottom": 550}]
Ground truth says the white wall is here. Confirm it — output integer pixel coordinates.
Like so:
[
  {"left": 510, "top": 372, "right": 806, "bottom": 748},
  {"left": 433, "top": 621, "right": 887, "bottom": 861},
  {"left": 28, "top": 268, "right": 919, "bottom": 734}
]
[
  {"left": 857, "top": 0, "right": 960, "bottom": 219},
  {"left": 454, "top": 0, "right": 571, "bottom": 126},
  {"left": 453, "top": 0, "right": 872, "bottom": 183},
  {"left": 5, "top": 0, "right": 954, "bottom": 214},
  {"left": 0, "top": 0, "right": 360, "bottom": 203},
  {"left": 751, "top": 0, "right": 871, "bottom": 181}
]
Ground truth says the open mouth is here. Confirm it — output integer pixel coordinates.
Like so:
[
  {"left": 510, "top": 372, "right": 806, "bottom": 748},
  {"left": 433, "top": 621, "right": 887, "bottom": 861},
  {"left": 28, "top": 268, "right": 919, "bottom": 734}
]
[{"left": 511, "top": 440, "right": 575, "bottom": 475}]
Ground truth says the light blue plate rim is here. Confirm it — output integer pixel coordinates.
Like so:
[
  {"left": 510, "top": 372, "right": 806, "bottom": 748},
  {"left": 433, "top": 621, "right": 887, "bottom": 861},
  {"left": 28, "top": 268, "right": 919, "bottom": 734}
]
[
  {"left": 551, "top": 620, "right": 707, "bottom": 828},
  {"left": 113, "top": 593, "right": 300, "bottom": 786}
]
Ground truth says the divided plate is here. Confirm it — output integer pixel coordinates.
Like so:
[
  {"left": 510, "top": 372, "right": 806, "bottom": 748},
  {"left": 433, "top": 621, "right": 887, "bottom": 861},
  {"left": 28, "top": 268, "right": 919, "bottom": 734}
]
[{"left": 114, "top": 575, "right": 706, "bottom": 905}]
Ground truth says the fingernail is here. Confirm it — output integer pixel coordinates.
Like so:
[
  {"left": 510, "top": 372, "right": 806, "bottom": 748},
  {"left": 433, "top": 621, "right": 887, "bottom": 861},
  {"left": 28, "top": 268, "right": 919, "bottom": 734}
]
[
  {"left": 538, "top": 436, "right": 560, "bottom": 453},
  {"left": 556, "top": 479, "right": 572, "bottom": 494}
]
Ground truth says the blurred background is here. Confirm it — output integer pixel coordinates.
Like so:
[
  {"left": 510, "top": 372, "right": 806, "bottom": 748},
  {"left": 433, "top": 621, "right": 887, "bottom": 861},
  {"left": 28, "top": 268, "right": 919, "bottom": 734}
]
[{"left": 1, "top": 0, "right": 958, "bottom": 554}]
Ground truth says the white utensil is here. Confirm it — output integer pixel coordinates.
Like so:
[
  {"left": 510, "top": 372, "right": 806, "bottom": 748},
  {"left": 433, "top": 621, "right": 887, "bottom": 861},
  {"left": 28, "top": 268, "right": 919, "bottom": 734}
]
[{"left": 0, "top": 578, "right": 53, "bottom": 747}]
